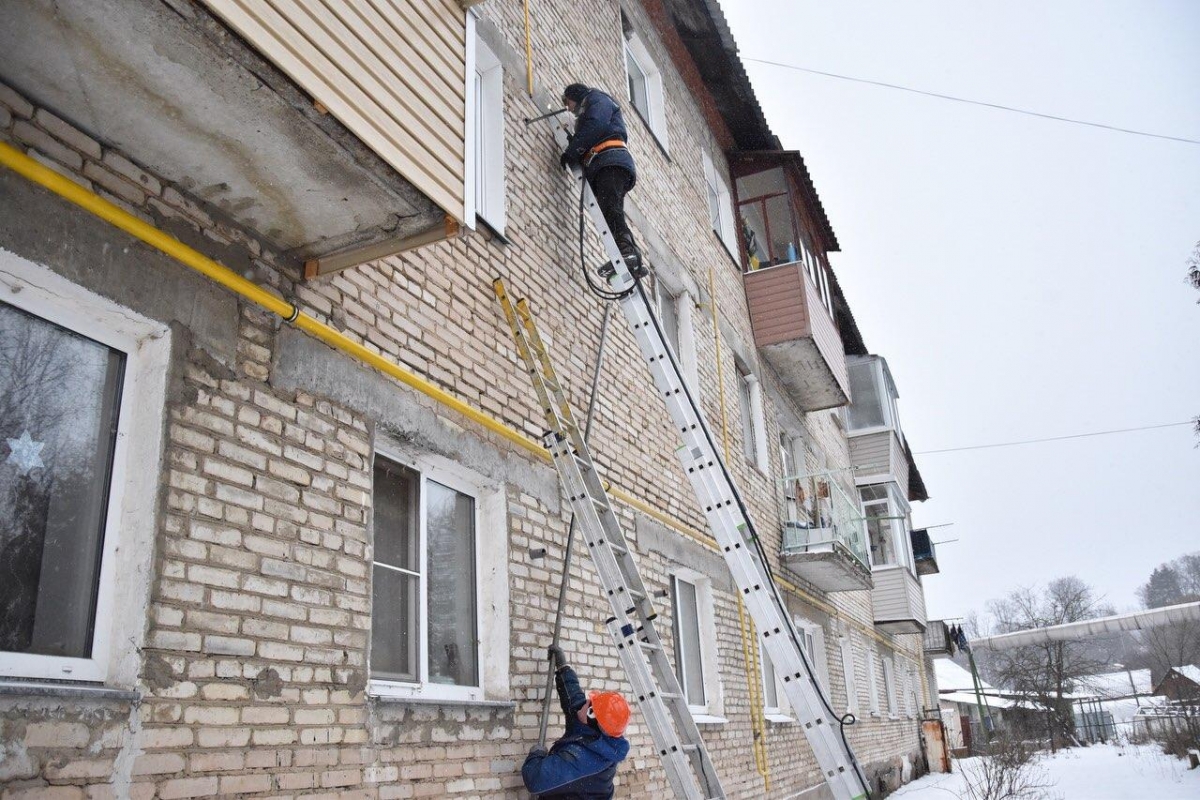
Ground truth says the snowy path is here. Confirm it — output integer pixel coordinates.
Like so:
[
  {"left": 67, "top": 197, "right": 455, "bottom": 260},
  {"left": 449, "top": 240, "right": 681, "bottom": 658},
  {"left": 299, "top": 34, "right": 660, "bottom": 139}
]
[{"left": 890, "top": 744, "right": 1200, "bottom": 799}]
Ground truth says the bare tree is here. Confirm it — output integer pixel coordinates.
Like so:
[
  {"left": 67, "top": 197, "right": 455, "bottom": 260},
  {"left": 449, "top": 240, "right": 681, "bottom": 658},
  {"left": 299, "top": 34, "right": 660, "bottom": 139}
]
[
  {"left": 984, "top": 577, "right": 1115, "bottom": 748},
  {"left": 958, "top": 733, "right": 1057, "bottom": 800},
  {"left": 1188, "top": 240, "right": 1200, "bottom": 302}
]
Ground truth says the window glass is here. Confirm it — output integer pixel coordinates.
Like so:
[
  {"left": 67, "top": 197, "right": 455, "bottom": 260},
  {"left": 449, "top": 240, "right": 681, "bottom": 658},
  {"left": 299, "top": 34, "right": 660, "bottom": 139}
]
[
  {"left": 426, "top": 480, "right": 477, "bottom": 686},
  {"left": 738, "top": 371, "right": 756, "bottom": 463},
  {"left": 736, "top": 168, "right": 798, "bottom": 268},
  {"left": 371, "top": 459, "right": 478, "bottom": 689},
  {"left": 840, "top": 638, "right": 858, "bottom": 713},
  {"left": 847, "top": 360, "right": 885, "bottom": 429},
  {"left": 673, "top": 577, "right": 706, "bottom": 706},
  {"left": 864, "top": 646, "right": 880, "bottom": 713},
  {"left": 657, "top": 285, "right": 681, "bottom": 355},
  {"left": 371, "top": 460, "right": 420, "bottom": 682},
  {"left": 0, "top": 301, "right": 124, "bottom": 660},
  {"left": 761, "top": 644, "right": 779, "bottom": 709},
  {"left": 472, "top": 33, "right": 506, "bottom": 232},
  {"left": 625, "top": 46, "right": 650, "bottom": 120}
]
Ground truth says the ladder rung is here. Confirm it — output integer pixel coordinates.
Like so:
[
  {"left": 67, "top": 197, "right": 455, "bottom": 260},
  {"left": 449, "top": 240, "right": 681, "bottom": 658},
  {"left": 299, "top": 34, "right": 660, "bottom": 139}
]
[{"left": 638, "top": 639, "right": 662, "bottom": 652}]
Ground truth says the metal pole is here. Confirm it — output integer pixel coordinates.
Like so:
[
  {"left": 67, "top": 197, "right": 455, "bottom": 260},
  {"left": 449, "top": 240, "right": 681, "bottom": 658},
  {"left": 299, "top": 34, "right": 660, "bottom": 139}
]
[{"left": 537, "top": 304, "right": 614, "bottom": 748}]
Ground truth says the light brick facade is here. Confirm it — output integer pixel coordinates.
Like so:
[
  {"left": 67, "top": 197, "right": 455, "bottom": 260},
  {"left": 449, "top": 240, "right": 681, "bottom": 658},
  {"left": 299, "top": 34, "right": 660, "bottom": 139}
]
[{"left": 0, "top": 0, "right": 934, "bottom": 797}]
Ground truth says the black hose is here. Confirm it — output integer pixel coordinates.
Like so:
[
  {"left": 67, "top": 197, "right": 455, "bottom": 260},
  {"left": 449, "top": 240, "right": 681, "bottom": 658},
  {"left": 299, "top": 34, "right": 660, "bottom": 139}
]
[{"left": 575, "top": 175, "right": 636, "bottom": 301}]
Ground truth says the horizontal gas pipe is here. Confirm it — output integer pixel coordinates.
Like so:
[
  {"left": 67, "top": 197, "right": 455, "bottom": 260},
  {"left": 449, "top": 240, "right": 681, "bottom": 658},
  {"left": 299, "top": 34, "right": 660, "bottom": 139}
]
[
  {"left": 0, "top": 141, "right": 546, "bottom": 463},
  {"left": 0, "top": 141, "right": 860, "bottom": 634},
  {"left": 971, "top": 601, "right": 1200, "bottom": 650}
]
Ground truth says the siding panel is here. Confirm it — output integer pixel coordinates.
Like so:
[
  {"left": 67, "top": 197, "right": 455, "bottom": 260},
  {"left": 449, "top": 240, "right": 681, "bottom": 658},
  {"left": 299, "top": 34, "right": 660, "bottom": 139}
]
[{"left": 202, "top": 0, "right": 466, "bottom": 220}]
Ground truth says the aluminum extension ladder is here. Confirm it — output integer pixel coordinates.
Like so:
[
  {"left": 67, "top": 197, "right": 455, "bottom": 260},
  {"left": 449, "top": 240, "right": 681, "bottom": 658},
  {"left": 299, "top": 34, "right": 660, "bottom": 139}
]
[
  {"left": 494, "top": 280, "right": 724, "bottom": 800},
  {"left": 545, "top": 119, "right": 872, "bottom": 800}
]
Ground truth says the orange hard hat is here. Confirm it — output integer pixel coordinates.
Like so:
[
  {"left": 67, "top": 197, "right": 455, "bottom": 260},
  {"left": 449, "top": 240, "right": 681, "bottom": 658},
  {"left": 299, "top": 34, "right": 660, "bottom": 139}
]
[{"left": 589, "top": 691, "right": 631, "bottom": 737}]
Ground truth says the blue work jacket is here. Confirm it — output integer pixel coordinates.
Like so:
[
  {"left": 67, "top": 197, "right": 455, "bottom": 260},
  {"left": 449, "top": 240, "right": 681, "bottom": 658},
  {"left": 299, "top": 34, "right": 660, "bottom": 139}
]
[
  {"left": 521, "top": 667, "right": 631, "bottom": 799},
  {"left": 563, "top": 90, "right": 638, "bottom": 183}
]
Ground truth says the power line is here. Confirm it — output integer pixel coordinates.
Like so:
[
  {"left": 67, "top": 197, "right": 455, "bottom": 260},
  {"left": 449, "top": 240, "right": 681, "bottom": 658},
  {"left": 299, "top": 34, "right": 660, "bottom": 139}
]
[
  {"left": 915, "top": 421, "right": 1195, "bottom": 455},
  {"left": 743, "top": 57, "right": 1200, "bottom": 146}
]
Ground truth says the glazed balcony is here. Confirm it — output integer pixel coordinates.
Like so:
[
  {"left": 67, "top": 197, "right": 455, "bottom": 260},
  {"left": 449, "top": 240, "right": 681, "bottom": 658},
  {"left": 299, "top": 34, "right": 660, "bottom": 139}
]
[
  {"left": 744, "top": 262, "right": 850, "bottom": 412},
  {"left": 779, "top": 474, "right": 872, "bottom": 592}
]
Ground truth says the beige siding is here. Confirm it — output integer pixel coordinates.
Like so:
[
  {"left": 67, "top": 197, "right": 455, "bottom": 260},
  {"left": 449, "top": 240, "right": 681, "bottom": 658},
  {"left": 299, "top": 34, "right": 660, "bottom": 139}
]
[
  {"left": 201, "top": 0, "right": 466, "bottom": 220},
  {"left": 872, "top": 566, "right": 927, "bottom": 627},
  {"left": 850, "top": 430, "right": 891, "bottom": 474}
]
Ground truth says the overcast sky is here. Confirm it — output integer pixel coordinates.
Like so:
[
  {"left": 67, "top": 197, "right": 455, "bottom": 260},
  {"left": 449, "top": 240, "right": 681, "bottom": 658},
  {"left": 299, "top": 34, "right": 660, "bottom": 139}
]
[{"left": 721, "top": 0, "right": 1200, "bottom": 621}]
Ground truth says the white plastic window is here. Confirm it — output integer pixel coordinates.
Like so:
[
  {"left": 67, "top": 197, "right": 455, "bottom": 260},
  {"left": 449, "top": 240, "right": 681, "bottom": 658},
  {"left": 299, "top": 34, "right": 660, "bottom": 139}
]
[
  {"left": 465, "top": 16, "right": 506, "bottom": 233},
  {"left": 840, "top": 637, "right": 859, "bottom": 714},
  {"left": 370, "top": 451, "right": 508, "bottom": 702},
  {"left": 702, "top": 149, "right": 738, "bottom": 257},
  {"left": 0, "top": 252, "right": 168, "bottom": 686},
  {"left": 622, "top": 26, "right": 669, "bottom": 150},
  {"left": 672, "top": 571, "right": 722, "bottom": 720}
]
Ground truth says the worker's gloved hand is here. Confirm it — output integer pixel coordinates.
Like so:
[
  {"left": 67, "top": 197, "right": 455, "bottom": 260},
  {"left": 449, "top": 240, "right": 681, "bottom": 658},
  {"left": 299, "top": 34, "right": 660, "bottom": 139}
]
[
  {"left": 547, "top": 644, "right": 567, "bottom": 671},
  {"left": 559, "top": 152, "right": 571, "bottom": 170}
]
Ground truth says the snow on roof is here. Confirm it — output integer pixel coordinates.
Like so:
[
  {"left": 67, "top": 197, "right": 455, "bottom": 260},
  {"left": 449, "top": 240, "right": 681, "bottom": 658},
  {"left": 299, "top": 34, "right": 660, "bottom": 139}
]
[
  {"left": 939, "top": 692, "right": 1051, "bottom": 712},
  {"left": 1172, "top": 664, "right": 1200, "bottom": 684},
  {"left": 934, "top": 657, "right": 996, "bottom": 694},
  {"left": 1070, "top": 669, "right": 1153, "bottom": 699}
]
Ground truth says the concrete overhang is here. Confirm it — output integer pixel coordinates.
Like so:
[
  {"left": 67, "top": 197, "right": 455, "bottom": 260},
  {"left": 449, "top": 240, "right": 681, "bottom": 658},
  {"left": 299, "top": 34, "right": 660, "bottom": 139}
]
[{"left": 0, "top": 0, "right": 449, "bottom": 275}]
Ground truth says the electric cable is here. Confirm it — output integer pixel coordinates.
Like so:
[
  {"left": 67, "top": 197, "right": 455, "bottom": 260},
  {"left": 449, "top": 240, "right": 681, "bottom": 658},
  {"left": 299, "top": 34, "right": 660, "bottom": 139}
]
[
  {"left": 575, "top": 174, "right": 635, "bottom": 302},
  {"left": 628, "top": 277, "right": 872, "bottom": 798},
  {"left": 914, "top": 420, "right": 1195, "bottom": 455},
  {"left": 744, "top": 57, "right": 1200, "bottom": 146}
]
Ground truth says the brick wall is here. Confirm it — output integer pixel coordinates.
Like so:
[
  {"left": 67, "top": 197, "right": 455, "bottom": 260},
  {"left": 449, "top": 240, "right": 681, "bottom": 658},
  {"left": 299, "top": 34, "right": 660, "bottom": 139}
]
[{"left": 0, "top": 0, "right": 927, "bottom": 795}]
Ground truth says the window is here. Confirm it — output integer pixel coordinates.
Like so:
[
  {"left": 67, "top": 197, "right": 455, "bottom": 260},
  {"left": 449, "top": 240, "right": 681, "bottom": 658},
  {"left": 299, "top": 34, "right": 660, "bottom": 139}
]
[
  {"left": 370, "top": 452, "right": 508, "bottom": 701},
  {"left": 796, "top": 618, "right": 829, "bottom": 693},
  {"left": 0, "top": 252, "right": 168, "bottom": 685},
  {"left": 860, "top": 483, "right": 914, "bottom": 571},
  {"left": 672, "top": 572, "right": 721, "bottom": 719},
  {"left": 840, "top": 637, "right": 859, "bottom": 714},
  {"left": 737, "top": 368, "right": 766, "bottom": 468},
  {"left": 655, "top": 284, "right": 697, "bottom": 390},
  {"left": 882, "top": 655, "right": 898, "bottom": 717},
  {"left": 846, "top": 356, "right": 903, "bottom": 439},
  {"left": 466, "top": 15, "right": 506, "bottom": 233},
  {"left": 703, "top": 149, "right": 738, "bottom": 257},
  {"left": 760, "top": 639, "right": 788, "bottom": 721},
  {"left": 622, "top": 16, "right": 668, "bottom": 150},
  {"left": 864, "top": 645, "right": 881, "bottom": 715}
]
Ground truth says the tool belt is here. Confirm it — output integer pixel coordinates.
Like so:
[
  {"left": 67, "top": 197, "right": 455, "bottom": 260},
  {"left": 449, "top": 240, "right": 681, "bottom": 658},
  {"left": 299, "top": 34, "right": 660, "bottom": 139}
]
[{"left": 583, "top": 138, "right": 627, "bottom": 166}]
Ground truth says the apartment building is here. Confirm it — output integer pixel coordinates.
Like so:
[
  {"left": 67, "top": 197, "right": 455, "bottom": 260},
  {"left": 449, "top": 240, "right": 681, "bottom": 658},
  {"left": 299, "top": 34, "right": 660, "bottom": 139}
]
[{"left": 0, "top": 0, "right": 938, "bottom": 796}]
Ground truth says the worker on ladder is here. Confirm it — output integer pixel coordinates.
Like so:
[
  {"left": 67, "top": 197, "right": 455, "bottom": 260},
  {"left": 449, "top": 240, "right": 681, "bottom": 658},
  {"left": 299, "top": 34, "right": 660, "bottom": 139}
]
[
  {"left": 522, "top": 645, "right": 631, "bottom": 798},
  {"left": 559, "top": 83, "right": 647, "bottom": 280}
]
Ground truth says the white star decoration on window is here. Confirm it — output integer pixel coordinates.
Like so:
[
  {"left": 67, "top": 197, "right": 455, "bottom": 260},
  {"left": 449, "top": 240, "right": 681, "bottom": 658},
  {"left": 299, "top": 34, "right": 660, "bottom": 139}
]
[{"left": 5, "top": 431, "right": 46, "bottom": 474}]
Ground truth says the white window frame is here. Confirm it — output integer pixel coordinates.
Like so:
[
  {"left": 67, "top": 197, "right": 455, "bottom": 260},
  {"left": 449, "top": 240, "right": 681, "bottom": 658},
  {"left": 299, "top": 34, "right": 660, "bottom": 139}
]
[
  {"left": 796, "top": 617, "right": 829, "bottom": 694},
  {"left": 672, "top": 569, "right": 723, "bottom": 722},
  {"left": 860, "top": 482, "right": 915, "bottom": 572},
  {"left": 882, "top": 655, "right": 898, "bottom": 718},
  {"left": 0, "top": 252, "right": 168, "bottom": 686},
  {"left": 655, "top": 283, "right": 698, "bottom": 391},
  {"left": 760, "top": 637, "right": 791, "bottom": 723},
  {"left": 622, "top": 28, "right": 669, "bottom": 151},
  {"left": 368, "top": 448, "right": 509, "bottom": 703},
  {"left": 864, "top": 644, "right": 881, "bottom": 716},
  {"left": 702, "top": 149, "right": 738, "bottom": 258},
  {"left": 840, "top": 637, "right": 859, "bottom": 715},
  {"left": 464, "top": 13, "right": 506, "bottom": 234},
  {"left": 845, "top": 356, "right": 903, "bottom": 440},
  {"left": 737, "top": 369, "right": 768, "bottom": 469}
]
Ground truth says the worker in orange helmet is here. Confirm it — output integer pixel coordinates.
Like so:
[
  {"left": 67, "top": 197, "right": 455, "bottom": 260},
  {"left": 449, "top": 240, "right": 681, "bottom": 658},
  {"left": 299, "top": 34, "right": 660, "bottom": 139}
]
[{"left": 522, "top": 644, "right": 631, "bottom": 798}]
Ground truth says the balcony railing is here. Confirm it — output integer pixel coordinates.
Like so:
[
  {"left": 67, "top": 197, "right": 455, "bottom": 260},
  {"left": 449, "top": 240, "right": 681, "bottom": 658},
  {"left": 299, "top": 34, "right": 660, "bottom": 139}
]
[
  {"left": 779, "top": 472, "right": 872, "bottom": 591},
  {"left": 744, "top": 262, "right": 849, "bottom": 411},
  {"left": 911, "top": 528, "right": 940, "bottom": 576}
]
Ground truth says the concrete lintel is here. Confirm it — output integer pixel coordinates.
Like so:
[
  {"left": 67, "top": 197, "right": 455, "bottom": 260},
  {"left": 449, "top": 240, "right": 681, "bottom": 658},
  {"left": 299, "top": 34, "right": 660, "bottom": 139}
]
[
  {"left": 636, "top": 515, "right": 734, "bottom": 595},
  {"left": 271, "top": 325, "right": 561, "bottom": 514}
]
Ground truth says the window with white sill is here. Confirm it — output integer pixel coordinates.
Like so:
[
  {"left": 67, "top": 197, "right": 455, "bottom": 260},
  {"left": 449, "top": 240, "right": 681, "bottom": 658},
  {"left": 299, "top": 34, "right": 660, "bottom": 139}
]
[
  {"left": 863, "top": 644, "right": 881, "bottom": 715},
  {"left": 882, "top": 655, "right": 898, "bottom": 717},
  {"left": 702, "top": 149, "right": 738, "bottom": 258},
  {"left": 655, "top": 282, "right": 697, "bottom": 390},
  {"left": 0, "top": 252, "right": 168, "bottom": 686},
  {"left": 860, "top": 482, "right": 914, "bottom": 572},
  {"left": 622, "top": 14, "right": 668, "bottom": 150},
  {"left": 760, "top": 638, "right": 788, "bottom": 721},
  {"left": 796, "top": 618, "right": 829, "bottom": 693},
  {"left": 672, "top": 572, "right": 721, "bottom": 719},
  {"left": 465, "top": 14, "right": 506, "bottom": 234},
  {"left": 369, "top": 451, "right": 508, "bottom": 702},
  {"left": 737, "top": 368, "right": 767, "bottom": 468}
]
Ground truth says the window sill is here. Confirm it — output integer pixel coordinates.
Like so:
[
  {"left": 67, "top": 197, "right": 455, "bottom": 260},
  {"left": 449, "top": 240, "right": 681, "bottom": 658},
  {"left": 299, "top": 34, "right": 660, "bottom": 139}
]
[
  {"left": 473, "top": 214, "right": 511, "bottom": 245},
  {"left": 764, "top": 713, "right": 794, "bottom": 724},
  {"left": 0, "top": 680, "right": 138, "bottom": 703},
  {"left": 369, "top": 694, "right": 515, "bottom": 710},
  {"left": 690, "top": 713, "right": 728, "bottom": 725}
]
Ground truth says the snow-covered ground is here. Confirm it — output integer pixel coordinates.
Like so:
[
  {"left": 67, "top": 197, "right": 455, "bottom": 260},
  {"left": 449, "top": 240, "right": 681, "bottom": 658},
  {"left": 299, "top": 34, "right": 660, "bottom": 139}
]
[{"left": 891, "top": 744, "right": 1200, "bottom": 799}]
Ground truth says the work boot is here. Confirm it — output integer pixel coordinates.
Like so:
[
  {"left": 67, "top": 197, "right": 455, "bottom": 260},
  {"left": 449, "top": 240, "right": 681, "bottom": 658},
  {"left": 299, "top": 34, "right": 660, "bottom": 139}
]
[{"left": 598, "top": 248, "right": 647, "bottom": 280}]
